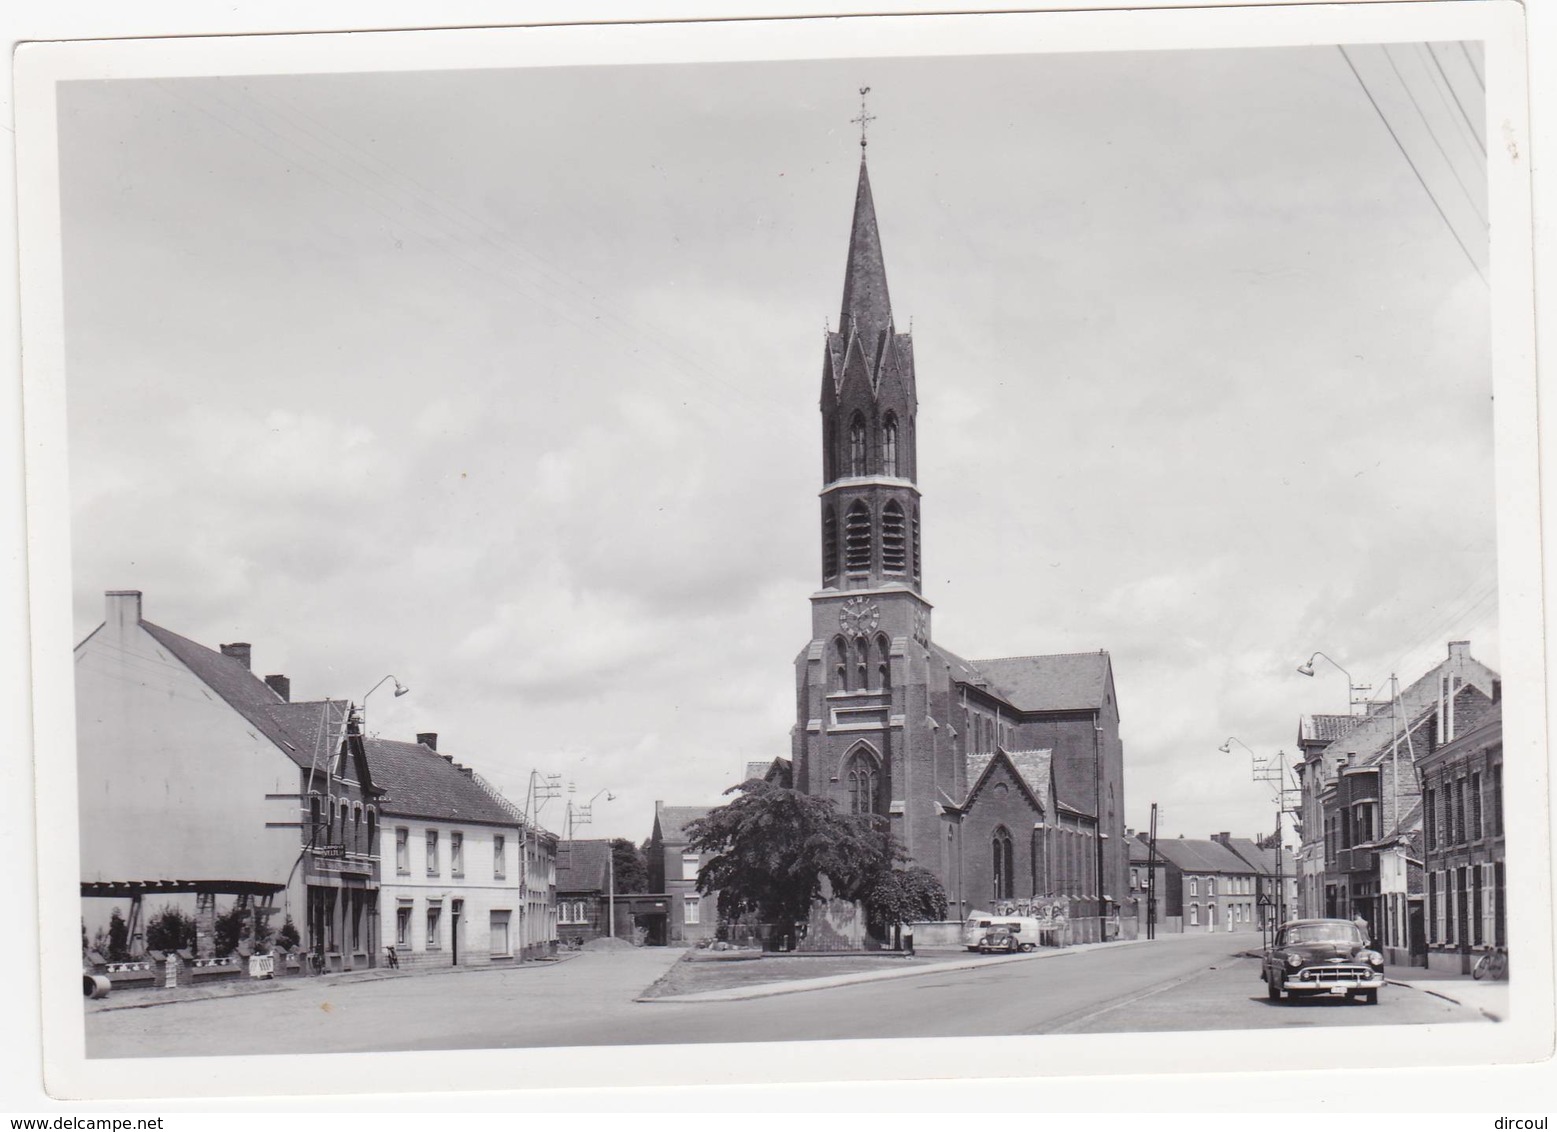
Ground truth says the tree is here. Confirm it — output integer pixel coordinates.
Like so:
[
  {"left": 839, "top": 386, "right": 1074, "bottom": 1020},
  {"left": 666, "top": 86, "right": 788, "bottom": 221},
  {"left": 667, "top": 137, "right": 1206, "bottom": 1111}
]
[
  {"left": 277, "top": 914, "right": 301, "bottom": 951},
  {"left": 214, "top": 905, "right": 248, "bottom": 956},
  {"left": 609, "top": 837, "right": 648, "bottom": 894},
  {"left": 684, "top": 779, "right": 889, "bottom": 933},
  {"left": 145, "top": 905, "right": 196, "bottom": 953},
  {"left": 863, "top": 864, "right": 948, "bottom": 939},
  {"left": 107, "top": 907, "right": 129, "bottom": 962}
]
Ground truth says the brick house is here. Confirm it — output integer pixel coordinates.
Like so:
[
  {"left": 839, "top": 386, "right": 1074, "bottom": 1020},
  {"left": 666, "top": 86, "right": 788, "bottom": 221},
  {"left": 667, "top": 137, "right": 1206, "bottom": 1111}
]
[
  {"left": 554, "top": 838, "right": 631, "bottom": 944},
  {"left": 367, "top": 733, "right": 553, "bottom": 970},
  {"left": 1419, "top": 704, "right": 1503, "bottom": 973},
  {"left": 648, "top": 803, "right": 717, "bottom": 944},
  {"left": 1144, "top": 835, "right": 1265, "bottom": 934},
  {"left": 1126, "top": 828, "right": 1169, "bottom": 936},
  {"left": 75, "top": 590, "right": 382, "bottom": 971}
]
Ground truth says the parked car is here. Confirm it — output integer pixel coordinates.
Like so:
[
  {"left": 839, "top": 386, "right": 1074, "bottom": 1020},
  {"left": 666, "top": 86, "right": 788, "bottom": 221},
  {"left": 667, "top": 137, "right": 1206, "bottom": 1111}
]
[
  {"left": 976, "top": 926, "right": 1037, "bottom": 954},
  {"left": 1261, "top": 918, "right": 1385, "bottom": 1004},
  {"left": 962, "top": 913, "right": 1042, "bottom": 951}
]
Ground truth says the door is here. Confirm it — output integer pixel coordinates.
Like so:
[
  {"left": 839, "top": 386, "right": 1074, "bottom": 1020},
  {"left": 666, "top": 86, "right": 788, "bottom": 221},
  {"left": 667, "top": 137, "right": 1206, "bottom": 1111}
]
[
  {"left": 451, "top": 900, "right": 462, "bottom": 966},
  {"left": 1408, "top": 900, "right": 1427, "bottom": 967}
]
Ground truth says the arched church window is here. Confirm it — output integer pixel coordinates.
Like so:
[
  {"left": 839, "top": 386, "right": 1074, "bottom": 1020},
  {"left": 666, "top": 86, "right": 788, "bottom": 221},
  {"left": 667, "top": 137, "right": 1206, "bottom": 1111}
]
[
  {"left": 849, "top": 413, "right": 867, "bottom": 477},
  {"left": 855, "top": 637, "right": 869, "bottom": 691},
  {"left": 993, "top": 826, "right": 1015, "bottom": 901},
  {"left": 824, "top": 422, "right": 837, "bottom": 483},
  {"left": 882, "top": 413, "right": 898, "bottom": 477},
  {"left": 875, "top": 633, "right": 891, "bottom": 689},
  {"left": 833, "top": 637, "right": 850, "bottom": 692},
  {"left": 845, "top": 749, "right": 880, "bottom": 815},
  {"left": 844, "top": 501, "right": 872, "bottom": 574},
  {"left": 881, "top": 501, "right": 906, "bottom": 574},
  {"left": 1031, "top": 829, "right": 1043, "bottom": 898},
  {"left": 822, "top": 507, "right": 838, "bottom": 581}
]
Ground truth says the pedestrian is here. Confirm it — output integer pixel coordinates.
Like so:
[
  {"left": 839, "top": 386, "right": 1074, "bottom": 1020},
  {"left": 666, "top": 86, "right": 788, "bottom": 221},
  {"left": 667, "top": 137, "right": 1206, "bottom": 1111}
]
[{"left": 1352, "top": 911, "right": 1370, "bottom": 946}]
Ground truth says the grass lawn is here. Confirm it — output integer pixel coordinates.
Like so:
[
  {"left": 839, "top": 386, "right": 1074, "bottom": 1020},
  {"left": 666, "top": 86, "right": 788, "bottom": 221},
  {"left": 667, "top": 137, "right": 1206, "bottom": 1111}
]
[{"left": 639, "top": 951, "right": 947, "bottom": 999}]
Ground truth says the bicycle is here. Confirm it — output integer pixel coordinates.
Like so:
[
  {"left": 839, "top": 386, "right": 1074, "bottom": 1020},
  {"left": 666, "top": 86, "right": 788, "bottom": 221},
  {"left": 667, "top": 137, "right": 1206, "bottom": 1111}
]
[{"left": 1472, "top": 946, "right": 1507, "bottom": 981}]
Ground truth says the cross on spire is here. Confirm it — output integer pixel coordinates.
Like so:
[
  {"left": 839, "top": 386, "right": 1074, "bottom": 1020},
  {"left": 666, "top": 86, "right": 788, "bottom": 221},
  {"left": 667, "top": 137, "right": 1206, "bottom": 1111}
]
[{"left": 851, "top": 86, "right": 875, "bottom": 151}]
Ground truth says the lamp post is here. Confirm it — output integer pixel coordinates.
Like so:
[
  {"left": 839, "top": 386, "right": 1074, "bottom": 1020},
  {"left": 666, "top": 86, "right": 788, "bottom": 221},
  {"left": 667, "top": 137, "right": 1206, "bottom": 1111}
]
[
  {"left": 1296, "top": 651, "right": 1371, "bottom": 715},
  {"left": 1220, "top": 737, "right": 1298, "bottom": 936},
  {"left": 568, "top": 788, "right": 618, "bottom": 938}
]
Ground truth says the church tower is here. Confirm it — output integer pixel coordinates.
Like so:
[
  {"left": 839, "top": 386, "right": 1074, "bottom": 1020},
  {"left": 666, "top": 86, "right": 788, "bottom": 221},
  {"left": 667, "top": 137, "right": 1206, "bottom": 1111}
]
[{"left": 794, "top": 126, "right": 951, "bottom": 880}]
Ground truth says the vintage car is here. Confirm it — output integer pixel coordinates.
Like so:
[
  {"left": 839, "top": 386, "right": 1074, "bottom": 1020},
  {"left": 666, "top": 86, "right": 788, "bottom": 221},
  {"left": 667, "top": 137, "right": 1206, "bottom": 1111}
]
[
  {"left": 976, "top": 926, "right": 1037, "bottom": 954},
  {"left": 1261, "top": 918, "right": 1385, "bottom": 1004}
]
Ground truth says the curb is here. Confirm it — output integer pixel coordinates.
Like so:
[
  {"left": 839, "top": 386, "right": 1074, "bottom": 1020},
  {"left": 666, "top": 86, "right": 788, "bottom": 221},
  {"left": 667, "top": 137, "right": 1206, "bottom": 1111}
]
[
  {"left": 638, "top": 936, "right": 1152, "bottom": 1004},
  {"left": 1386, "top": 977, "right": 1504, "bottom": 1022}
]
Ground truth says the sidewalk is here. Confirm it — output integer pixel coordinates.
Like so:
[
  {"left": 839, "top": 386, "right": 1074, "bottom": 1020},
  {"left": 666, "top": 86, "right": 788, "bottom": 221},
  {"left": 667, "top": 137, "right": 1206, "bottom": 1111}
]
[
  {"left": 639, "top": 935, "right": 1154, "bottom": 1004},
  {"left": 86, "top": 952, "right": 581, "bottom": 1013},
  {"left": 1385, "top": 965, "right": 1508, "bottom": 1021}
]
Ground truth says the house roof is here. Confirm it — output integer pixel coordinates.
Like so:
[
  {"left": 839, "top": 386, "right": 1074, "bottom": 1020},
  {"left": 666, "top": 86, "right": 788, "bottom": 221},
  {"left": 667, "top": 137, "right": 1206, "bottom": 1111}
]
[
  {"left": 1221, "top": 838, "right": 1278, "bottom": 875},
  {"left": 1300, "top": 713, "right": 1360, "bottom": 743},
  {"left": 363, "top": 738, "right": 519, "bottom": 826},
  {"left": 743, "top": 760, "right": 771, "bottom": 782},
  {"left": 1150, "top": 837, "right": 1256, "bottom": 875},
  {"left": 140, "top": 620, "right": 340, "bottom": 771},
  {"left": 656, "top": 805, "right": 713, "bottom": 844},
  {"left": 554, "top": 838, "right": 613, "bottom": 894}
]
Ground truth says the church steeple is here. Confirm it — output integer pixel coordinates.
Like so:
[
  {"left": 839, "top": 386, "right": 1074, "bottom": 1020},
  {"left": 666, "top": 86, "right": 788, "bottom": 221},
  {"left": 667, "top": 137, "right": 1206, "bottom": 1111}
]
[
  {"left": 817, "top": 105, "right": 921, "bottom": 595},
  {"left": 839, "top": 158, "right": 893, "bottom": 344}
]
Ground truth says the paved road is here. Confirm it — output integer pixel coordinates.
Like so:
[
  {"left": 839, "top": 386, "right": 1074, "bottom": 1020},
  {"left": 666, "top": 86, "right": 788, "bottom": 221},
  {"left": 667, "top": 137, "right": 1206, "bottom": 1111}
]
[{"left": 86, "top": 931, "right": 1485, "bottom": 1057}]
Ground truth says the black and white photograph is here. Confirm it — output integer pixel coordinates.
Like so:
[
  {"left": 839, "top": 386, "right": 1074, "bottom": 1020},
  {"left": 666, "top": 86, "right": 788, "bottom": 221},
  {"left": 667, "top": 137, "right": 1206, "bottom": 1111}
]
[{"left": 10, "top": 0, "right": 1550, "bottom": 1106}]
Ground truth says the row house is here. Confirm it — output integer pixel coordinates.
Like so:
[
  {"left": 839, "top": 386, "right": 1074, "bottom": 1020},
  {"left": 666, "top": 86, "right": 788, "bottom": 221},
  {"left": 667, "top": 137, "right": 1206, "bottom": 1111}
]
[
  {"left": 366, "top": 733, "right": 557, "bottom": 970},
  {"left": 648, "top": 803, "right": 717, "bottom": 945},
  {"left": 1419, "top": 705, "right": 1504, "bottom": 973},
  {"left": 76, "top": 590, "right": 382, "bottom": 971},
  {"left": 1294, "top": 641, "right": 1499, "bottom": 965},
  {"left": 555, "top": 838, "right": 629, "bottom": 944},
  {"left": 1138, "top": 835, "right": 1267, "bottom": 934}
]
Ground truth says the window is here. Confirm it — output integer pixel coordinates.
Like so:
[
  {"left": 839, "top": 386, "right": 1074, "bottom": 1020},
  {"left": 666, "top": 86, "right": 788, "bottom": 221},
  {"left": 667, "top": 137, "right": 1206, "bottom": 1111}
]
[
  {"left": 1456, "top": 779, "right": 1468, "bottom": 844},
  {"left": 848, "top": 413, "right": 866, "bottom": 476},
  {"left": 1189, "top": 878, "right": 1199, "bottom": 897},
  {"left": 395, "top": 904, "right": 412, "bottom": 947},
  {"left": 1424, "top": 787, "right": 1436, "bottom": 849},
  {"left": 490, "top": 911, "right": 511, "bottom": 957},
  {"left": 822, "top": 507, "right": 839, "bottom": 580},
  {"left": 352, "top": 805, "right": 362, "bottom": 853},
  {"left": 845, "top": 749, "right": 880, "bottom": 815},
  {"left": 881, "top": 501, "right": 906, "bottom": 574},
  {"left": 451, "top": 831, "right": 464, "bottom": 877},
  {"left": 882, "top": 413, "right": 898, "bottom": 477},
  {"left": 681, "top": 852, "right": 701, "bottom": 882},
  {"left": 1206, "top": 877, "right": 1216, "bottom": 897},
  {"left": 992, "top": 826, "right": 1015, "bottom": 901},
  {"left": 494, "top": 835, "right": 506, "bottom": 879},
  {"left": 1470, "top": 773, "right": 1483, "bottom": 840},
  {"left": 684, "top": 895, "right": 702, "bottom": 925},
  {"left": 339, "top": 801, "right": 350, "bottom": 846},
  {"left": 396, "top": 828, "right": 410, "bottom": 875},
  {"left": 1492, "top": 764, "right": 1503, "bottom": 836},
  {"left": 426, "top": 903, "right": 442, "bottom": 948},
  {"left": 1130, "top": 868, "right": 1141, "bottom": 890},
  {"left": 1189, "top": 903, "right": 1199, "bottom": 927},
  {"left": 366, "top": 810, "right": 377, "bottom": 857},
  {"left": 833, "top": 636, "right": 850, "bottom": 692},
  {"left": 426, "top": 830, "right": 440, "bottom": 876},
  {"left": 855, "top": 637, "right": 868, "bottom": 690},
  {"left": 845, "top": 500, "right": 872, "bottom": 573},
  {"left": 876, "top": 633, "right": 890, "bottom": 689}
]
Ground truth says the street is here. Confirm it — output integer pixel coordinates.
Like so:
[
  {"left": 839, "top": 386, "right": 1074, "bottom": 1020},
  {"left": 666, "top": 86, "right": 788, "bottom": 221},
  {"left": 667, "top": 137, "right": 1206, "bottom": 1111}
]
[{"left": 85, "top": 931, "right": 1487, "bottom": 1058}]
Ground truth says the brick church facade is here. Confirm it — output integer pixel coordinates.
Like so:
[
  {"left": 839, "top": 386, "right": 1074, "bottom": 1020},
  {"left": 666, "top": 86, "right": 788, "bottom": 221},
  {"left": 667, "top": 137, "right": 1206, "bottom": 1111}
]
[{"left": 788, "top": 146, "right": 1127, "bottom": 939}]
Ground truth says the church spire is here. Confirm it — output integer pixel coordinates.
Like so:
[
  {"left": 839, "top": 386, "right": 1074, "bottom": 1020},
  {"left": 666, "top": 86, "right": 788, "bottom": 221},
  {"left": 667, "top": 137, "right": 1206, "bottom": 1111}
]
[{"left": 839, "top": 152, "right": 893, "bottom": 340}]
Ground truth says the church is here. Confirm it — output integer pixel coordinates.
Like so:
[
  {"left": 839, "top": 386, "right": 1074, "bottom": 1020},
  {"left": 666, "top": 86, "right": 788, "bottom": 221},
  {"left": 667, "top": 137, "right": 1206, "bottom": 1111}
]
[{"left": 785, "top": 132, "right": 1128, "bottom": 941}]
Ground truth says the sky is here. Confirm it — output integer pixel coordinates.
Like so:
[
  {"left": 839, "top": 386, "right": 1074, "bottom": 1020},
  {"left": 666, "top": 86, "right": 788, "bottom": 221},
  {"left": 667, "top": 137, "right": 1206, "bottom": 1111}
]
[{"left": 58, "top": 43, "right": 1495, "bottom": 848}]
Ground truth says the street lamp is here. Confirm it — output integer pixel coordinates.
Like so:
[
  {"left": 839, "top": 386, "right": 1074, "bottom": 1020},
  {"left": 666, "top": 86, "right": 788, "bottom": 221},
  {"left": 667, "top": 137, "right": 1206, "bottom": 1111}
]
[
  {"left": 1296, "top": 651, "right": 1371, "bottom": 714},
  {"left": 568, "top": 787, "right": 618, "bottom": 939}
]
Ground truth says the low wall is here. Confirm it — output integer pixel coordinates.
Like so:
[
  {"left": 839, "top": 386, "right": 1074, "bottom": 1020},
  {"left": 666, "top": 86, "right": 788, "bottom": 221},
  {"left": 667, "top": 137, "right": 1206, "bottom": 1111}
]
[{"left": 904, "top": 921, "right": 965, "bottom": 948}]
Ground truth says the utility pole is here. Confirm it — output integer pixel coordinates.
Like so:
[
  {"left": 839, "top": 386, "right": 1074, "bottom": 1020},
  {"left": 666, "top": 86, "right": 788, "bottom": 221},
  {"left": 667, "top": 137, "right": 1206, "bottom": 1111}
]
[
  {"left": 1145, "top": 803, "right": 1159, "bottom": 941},
  {"left": 608, "top": 841, "right": 616, "bottom": 940}
]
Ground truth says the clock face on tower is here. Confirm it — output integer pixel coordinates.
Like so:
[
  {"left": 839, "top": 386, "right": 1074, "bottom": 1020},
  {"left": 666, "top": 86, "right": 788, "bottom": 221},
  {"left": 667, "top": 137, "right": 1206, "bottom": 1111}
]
[{"left": 838, "top": 597, "right": 880, "bottom": 638}]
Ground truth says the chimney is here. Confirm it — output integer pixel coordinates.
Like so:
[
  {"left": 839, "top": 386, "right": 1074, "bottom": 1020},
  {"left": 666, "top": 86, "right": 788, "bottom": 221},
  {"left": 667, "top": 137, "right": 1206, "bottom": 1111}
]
[
  {"left": 1448, "top": 640, "right": 1470, "bottom": 660},
  {"left": 105, "top": 590, "right": 142, "bottom": 634},
  {"left": 220, "top": 643, "right": 252, "bottom": 670},
  {"left": 264, "top": 674, "right": 291, "bottom": 702},
  {"left": 417, "top": 732, "right": 438, "bottom": 751},
  {"left": 1212, "top": 832, "right": 1231, "bottom": 847}
]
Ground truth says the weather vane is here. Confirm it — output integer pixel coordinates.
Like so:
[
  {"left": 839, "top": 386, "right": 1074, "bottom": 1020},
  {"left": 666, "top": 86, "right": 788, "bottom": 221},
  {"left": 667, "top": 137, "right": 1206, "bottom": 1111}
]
[{"left": 851, "top": 86, "right": 875, "bottom": 151}]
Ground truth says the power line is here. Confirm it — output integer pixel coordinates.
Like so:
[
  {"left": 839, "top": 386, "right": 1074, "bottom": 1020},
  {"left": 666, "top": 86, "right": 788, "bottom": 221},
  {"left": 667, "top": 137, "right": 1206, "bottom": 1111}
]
[
  {"left": 1382, "top": 45, "right": 1487, "bottom": 226},
  {"left": 1422, "top": 42, "right": 1486, "bottom": 157},
  {"left": 1458, "top": 41, "right": 1486, "bottom": 92},
  {"left": 1336, "top": 45, "right": 1486, "bottom": 286}
]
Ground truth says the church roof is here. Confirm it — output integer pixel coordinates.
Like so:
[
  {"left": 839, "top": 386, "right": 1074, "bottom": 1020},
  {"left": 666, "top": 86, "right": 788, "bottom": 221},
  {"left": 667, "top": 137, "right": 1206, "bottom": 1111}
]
[
  {"left": 656, "top": 804, "right": 714, "bottom": 845},
  {"left": 839, "top": 157, "right": 892, "bottom": 344},
  {"left": 363, "top": 738, "right": 518, "bottom": 827},
  {"left": 964, "top": 747, "right": 1053, "bottom": 811},
  {"left": 929, "top": 642, "right": 1112, "bottom": 714}
]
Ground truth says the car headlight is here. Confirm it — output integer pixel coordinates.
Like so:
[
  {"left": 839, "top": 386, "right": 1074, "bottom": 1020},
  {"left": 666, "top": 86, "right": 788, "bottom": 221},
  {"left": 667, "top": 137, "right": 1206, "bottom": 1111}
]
[
  {"left": 1359, "top": 950, "right": 1384, "bottom": 967},
  {"left": 1287, "top": 953, "right": 1304, "bottom": 968}
]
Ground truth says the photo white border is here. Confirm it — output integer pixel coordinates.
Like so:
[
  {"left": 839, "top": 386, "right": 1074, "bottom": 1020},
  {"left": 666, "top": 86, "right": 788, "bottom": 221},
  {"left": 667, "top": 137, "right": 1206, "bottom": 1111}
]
[{"left": 10, "top": 0, "right": 1548, "bottom": 1106}]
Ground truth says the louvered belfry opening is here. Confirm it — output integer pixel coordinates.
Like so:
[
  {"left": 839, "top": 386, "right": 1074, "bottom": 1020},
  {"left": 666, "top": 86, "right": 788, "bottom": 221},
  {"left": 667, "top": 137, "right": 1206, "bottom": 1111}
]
[
  {"left": 845, "top": 500, "right": 872, "bottom": 574},
  {"left": 822, "top": 507, "right": 839, "bottom": 582},
  {"left": 881, "top": 500, "right": 906, "bottom": 574}
]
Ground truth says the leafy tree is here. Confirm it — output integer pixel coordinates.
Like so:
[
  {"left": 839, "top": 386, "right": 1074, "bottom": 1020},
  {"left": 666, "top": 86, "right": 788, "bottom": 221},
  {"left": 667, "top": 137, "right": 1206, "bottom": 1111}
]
[
  {"left": 145, "top": 905, "right": 196, "bottom": 953},
  {"left": 214, "top": 905, "right": 248, "bottom": 956},
  {"left": 684, "top": 780, "right": 889, "bottom": 933},
  {"left": 863, "top": 864, "right": 948, "bottom": 938},
  {"left": 107, "top": 908, "right": 129, "bottom": 962},
  {"left": 609, "top": 837, "right": 648, "bottom": 894}
]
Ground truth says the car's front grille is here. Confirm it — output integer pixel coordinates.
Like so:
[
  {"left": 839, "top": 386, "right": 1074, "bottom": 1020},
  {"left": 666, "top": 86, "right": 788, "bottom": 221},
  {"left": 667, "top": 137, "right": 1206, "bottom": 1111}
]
[{"left": 1295, "top": 965, "right": 1373, "bottom": 983}]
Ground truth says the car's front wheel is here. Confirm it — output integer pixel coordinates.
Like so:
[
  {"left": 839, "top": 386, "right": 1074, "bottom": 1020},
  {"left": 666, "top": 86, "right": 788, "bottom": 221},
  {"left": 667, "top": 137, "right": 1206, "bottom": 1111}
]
[
  {"left": 1361, "top": 989, "right": 1378, "bottom": 1005},
  {"left": 1266, "top": 975, "right": 1282, "bottom": 1002}
]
